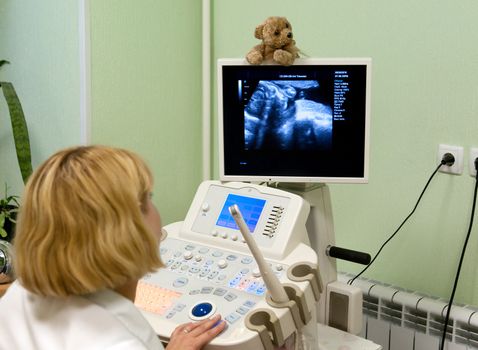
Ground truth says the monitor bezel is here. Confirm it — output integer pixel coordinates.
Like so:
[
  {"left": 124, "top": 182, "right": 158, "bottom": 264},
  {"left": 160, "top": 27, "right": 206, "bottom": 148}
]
[{"left": 217, "top": 57, "right": 372, "bottom": 184}]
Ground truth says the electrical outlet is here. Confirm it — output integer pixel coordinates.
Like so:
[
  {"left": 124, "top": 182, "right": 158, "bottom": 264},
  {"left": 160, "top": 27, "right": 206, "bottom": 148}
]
[
  {"left": 470, "top": 147, "right": 478, "bottom": 177},
  {"left": 437, "top": 144, "right": 463, "bottom": 175}
]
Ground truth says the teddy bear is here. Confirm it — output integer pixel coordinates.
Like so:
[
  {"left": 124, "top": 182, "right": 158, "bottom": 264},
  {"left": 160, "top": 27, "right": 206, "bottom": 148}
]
[{"left": 246, "top": 16, "right": 300, "bottom": 66}]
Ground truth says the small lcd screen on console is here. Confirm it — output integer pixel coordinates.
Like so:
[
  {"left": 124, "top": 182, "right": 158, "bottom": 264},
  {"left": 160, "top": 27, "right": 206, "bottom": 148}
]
[{"left": 216, "top": 194, "right": 266, "bottom": 233}]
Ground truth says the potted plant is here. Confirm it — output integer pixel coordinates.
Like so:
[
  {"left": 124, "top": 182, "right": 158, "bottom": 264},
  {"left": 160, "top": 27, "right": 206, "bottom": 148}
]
[
  {"left": 0, "top": 60, "right": 33, "bottom": 242},
  {"left": 0, "top": 188, "right": 19, "bottom": 243}
]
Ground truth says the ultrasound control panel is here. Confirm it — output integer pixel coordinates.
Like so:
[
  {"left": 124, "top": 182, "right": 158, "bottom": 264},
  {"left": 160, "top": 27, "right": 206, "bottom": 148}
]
[
  {"left": 136, "top": 237, "right": 288, "bottom": 331},
  {"left": 135, "top": 181, "right": 316, "bottom": 348}
]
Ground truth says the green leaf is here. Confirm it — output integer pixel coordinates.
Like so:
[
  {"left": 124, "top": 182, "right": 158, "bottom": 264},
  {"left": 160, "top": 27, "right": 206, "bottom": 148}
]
[
  {"left": 1, "top": 82, "right": 33, "bottom": 183},
  {"left": 0, "top": 60, "right": 10, "bottom": 69},
  {"left": 0, "top": 228, "right": 7, "bottom": 238}
]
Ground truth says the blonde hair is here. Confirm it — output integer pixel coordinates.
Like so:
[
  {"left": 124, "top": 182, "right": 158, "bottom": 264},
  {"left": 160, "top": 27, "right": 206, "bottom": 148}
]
[{"left": 14, "top": 145, "right": 163, "bottom": 297}]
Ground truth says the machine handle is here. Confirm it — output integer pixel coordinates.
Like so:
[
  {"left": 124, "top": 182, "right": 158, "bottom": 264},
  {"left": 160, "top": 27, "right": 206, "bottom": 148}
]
[
  {"left": 229, "top": 204, "right": 289, "bottom": 304},
  {"left": 326, "top": 245, "right": 371, "bottom": 265}
]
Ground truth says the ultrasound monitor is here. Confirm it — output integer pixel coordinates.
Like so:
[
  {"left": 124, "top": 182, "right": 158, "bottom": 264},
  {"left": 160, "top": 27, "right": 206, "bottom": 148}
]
[{"left": 218, "top": 58, "right": 371, "bottom": 183}]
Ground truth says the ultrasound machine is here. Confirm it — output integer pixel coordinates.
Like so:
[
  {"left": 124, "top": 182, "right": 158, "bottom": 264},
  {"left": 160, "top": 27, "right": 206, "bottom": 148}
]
[{"left": 134, "top": 58, "right": 382, "bottom": 350}]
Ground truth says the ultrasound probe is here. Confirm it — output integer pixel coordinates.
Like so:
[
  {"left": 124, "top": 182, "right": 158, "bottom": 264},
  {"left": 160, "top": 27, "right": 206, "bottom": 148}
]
[{"left": 229, "top": 204, "right": 289, "bottom": 304}]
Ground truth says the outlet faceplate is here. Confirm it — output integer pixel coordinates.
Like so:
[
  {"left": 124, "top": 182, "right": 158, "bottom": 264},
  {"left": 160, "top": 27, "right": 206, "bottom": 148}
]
[
  {"left": 438, "top": 144, "right": 463, "bottom": 175},
  {"left": 470, "top": 148, "right": 478, "bottom": 177}
]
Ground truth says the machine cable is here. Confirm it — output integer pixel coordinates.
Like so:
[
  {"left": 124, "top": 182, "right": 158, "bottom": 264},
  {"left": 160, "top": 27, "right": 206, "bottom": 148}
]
[
  {"left": 348, "top": 153, "right": 455, "bottom": 286},
  {"left": 439, "top": 157, "right": 478, "bottom": 350}
]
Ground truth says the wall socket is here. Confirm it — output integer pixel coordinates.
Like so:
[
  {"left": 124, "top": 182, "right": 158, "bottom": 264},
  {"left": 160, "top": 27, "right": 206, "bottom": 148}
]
[
  {"left": 470, "top": 148, "right": 478, "bottom": 177},
  {"left": 437, "top": 144, "right": 463, "bottom": 175}
]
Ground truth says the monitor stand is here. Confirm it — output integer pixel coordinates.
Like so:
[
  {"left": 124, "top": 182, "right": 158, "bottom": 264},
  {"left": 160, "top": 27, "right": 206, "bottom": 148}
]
[{"left": 276, "top": 183, "right": 338, "bottom": 324}]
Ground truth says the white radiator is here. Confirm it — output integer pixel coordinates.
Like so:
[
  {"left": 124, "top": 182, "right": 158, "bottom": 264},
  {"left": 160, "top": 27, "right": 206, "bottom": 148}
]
[{"left": 338, "top": 273, "right": 478, "bottom": 350}]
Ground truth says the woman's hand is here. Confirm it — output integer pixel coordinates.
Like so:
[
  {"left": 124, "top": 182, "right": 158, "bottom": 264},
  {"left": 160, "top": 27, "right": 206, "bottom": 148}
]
[{"left": 165, "top": 314, "right": 227, "bottom": 350}]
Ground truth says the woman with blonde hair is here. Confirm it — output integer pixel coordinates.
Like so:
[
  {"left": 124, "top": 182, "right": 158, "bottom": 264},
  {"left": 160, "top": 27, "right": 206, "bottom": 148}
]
[{"left": 0, "top": 145, "right": 225, "bottom": 349}]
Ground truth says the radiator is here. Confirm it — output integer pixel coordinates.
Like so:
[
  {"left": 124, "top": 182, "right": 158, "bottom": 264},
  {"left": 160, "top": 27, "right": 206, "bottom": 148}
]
[{"left": 337, "top": 273, "right": 478, "bottom": 350}]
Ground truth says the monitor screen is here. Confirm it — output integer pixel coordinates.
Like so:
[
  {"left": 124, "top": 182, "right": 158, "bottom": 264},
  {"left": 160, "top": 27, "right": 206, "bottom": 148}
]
[{"left": 218, "top": 58, "right": 371, "bottom": 183}]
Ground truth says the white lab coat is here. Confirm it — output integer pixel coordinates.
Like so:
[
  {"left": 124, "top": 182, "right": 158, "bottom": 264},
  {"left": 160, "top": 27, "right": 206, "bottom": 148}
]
[{"left": 0, "top": 281, "right": 164, "bottom": 350}]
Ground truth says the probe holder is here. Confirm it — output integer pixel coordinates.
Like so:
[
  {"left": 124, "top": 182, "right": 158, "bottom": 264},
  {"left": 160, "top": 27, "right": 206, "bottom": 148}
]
[
  {"left": 245, "top": 308, "right": 285, "bottom": 350},
  {"left": 245, "top": 262, "right": 323, "bottom": 349},
  {"left": 287, "top": 262, "right": 323, "bottom": 302}
]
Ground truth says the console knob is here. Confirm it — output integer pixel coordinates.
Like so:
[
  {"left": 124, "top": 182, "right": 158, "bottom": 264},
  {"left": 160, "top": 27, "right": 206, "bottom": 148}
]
[
  {"left": 201, "top": 203, "right": 210, "bottom": 212},
  {"left": 217, "top": 259, "right": 228, "bottom": 269},
  {"left": 183, "top": 251, "right": 193, "bottom": 260},
  {"left": 252, "top": 268, "right": 261, "bottom": 278}
]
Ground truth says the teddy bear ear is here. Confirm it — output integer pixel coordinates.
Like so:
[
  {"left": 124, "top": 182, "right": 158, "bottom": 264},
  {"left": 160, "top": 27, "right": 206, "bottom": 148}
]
[{"left": 254, "top": 24, "right": 264, "bottom": 39}]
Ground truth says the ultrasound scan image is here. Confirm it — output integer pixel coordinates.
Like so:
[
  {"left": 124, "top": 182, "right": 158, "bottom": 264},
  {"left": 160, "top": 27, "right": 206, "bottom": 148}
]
[{"left": 244, "top": 80, "right": 332, "bottom": 150}]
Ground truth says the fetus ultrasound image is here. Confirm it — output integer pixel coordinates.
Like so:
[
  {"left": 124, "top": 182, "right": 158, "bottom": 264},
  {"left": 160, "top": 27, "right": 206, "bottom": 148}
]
[{"left": 244, "top": 80, "right": 332, "bottom": 151}]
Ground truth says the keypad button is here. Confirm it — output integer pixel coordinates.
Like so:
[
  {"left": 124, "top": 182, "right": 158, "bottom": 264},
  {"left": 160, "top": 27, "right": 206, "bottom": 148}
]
[
  {"left": 241, "top": 257, "right": 253, "bottom": 264},
  {"left": 173, "top": 303, "right": 186, "bottom": 312},
  {"left": 213, "top": 288, "right": 227, "bottom": 296},
  {"left": 243, "top": 300, "right": 256, "bottom": 308},
  {"left": 198, "top": 247, "right": 210, "bottom": 254},
  {"left": 225, "top": 313, "right": 241, "bottom": 324},
  {"left": 228, "top": 277, "right": 241, "bottom": 288},
  {"left": 173, "top": 277, "right": 189, "bottom": 288},
  {"left": 212, "top": 250, "right": 223, "bottom": 257},
  {"left": 255, "top": 285, "right": 266, "bottom": 295},
  {"left": 224, "top": 293, "right": 237, "bottom": 302},
  {"left": 188, "top": 267, "right": 200, "bottom": 274},
  {"left": 207, "top": 271, "right": 219, "bottom": 279},
  {"left": 246, "top": 282, "right": 259, "bottom": 293},
  {"left": 236, "top": 306, "right": 249, "bottom": 315},
  {"left": 201, "top": 286, "right": 214, "bottom": 294},
  {"left": 217, "top": 259, "right": 228, "bottom": 269}
]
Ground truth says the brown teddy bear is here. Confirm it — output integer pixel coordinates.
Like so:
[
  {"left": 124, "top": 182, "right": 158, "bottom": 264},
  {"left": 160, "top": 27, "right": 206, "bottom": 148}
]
[{"left": 246, "top": 16, "right": 300, "bottom": 66}]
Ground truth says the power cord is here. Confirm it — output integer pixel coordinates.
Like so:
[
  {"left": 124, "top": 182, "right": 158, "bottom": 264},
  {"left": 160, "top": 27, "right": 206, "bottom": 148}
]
[
  {"left": 439, "top": 157, "right": 478, "bottom": 350},
  {"left": 348, "top": 153, "right": 456, "bottom": 285}
]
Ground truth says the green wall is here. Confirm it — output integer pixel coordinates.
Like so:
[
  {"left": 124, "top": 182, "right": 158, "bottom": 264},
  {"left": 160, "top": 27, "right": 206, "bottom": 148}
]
[
  {"left": 213, "top": 0, "right": 478, "bottom": 304},
  {"left": 0, "top": 0, "right": 81, "bottom": 196},
  {"left": 89, "top": 0, "right": 203, "bottom": 225}
]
